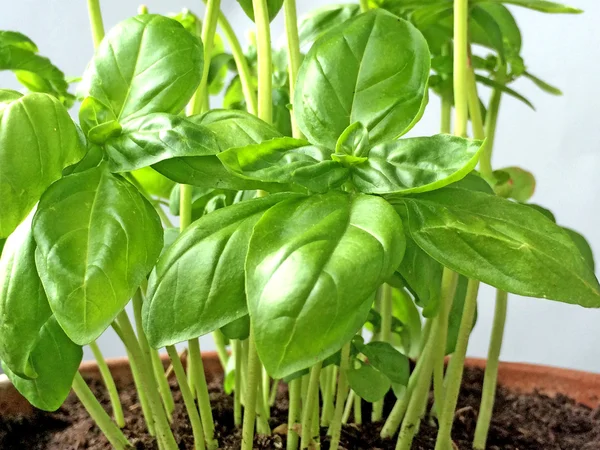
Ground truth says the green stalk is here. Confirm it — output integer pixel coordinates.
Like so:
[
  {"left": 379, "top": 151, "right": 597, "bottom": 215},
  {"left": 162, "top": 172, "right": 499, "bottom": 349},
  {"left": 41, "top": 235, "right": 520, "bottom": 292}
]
[
  {"left": 300, "top": 362, "right": 323, "bottom": 449},
  {"left": 189, "top": 338, "right": 218, "bottom": 449},
  {"left": 473, "top": 290, "right": 508, "bottom": 449},
  {"left": 262, "top": 366, "right": 271, "bottom": 419},
  {"left": 434, "top": 279, "right": 480, "bottom": 450},
  {"left": 165, "top": 346, "right": 206, "bottom": 450},
  {"left": 327, "top": 343, "right": 351, "bottom": 450},
  {"left": 255, "top": 371, "right": 272, "bottom": 435},
  {"left": 214, "top": 9, "right": 257, "bottom": 114},
  {"left": 360, "top": 0, "right": 370, "bottom": 13},
  {"left": 72, "top": 372, "right": 131, "bottom": 449},
  {"left": 242, "top": 330, "right": 262, "bottom": 450},
  {"left": 342, "top": 390, "right": 354, "bottom": 424},
  {"left": 86, "top": 0, "right": 105, "bottom": 48},
  {"left": 441, "top": 93, "right": 452, "bottom": 134},
  {"left": 353, "top": 393, "right": 362, "bottom": 425},
  {"left": 477, "top": 67, "right": 504, "bottom": 181},
  {"left": 283, "top": 0, "right": 304, "bottom": 139},
  {"left": 287, "top": 378, "right": 302, "bottom": 450},
  {"left": 234, "top": 340, "right": 243, "bottom": 427},
  {"left": 213, "top": 330, "right": 229, "bottom": 369},
  {"left": 116, "top": 312, "right": 177, "bottom": 449},
  {"left": 453, "top": 0, "right": 469, "bottom": 137},
  {"left": 320, "top": 366, "right": 334, "bottom": 426},
  {"left": 132, "top": 291, "right": 175, "bottom": 420},
  {"left": 89, "top": 341, "right": 125, "bottom": 428},
  {"left": 269, "top": 378, "right": 279, "bottom": 406},
  {"left": 121, "top": 342, "right": 155, "bottom": 435},
  {"left": 372, "top": 284, "right": 393, "bottom": 422},
  {"left": 311, "top": 385, "right": 320, "bottom": 446},
  {"left": 253, "top": 0, "right": 273, "bottom": 124}
]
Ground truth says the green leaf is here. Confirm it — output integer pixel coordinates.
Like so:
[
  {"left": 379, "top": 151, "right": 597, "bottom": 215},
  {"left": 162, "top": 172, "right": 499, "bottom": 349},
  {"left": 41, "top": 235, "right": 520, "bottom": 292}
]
[
  {"left": 0, "top": 92, "right": 86, "bottom": 238},
  {"left": 207, "top": 52, "right": 232, "bottom": 95},
  {"left": 523, "top": 71, "right": 563, "bottom": 95},
  {"left": 105, "top": 113, "right": 221, "bottom": 172},
  {"left": 563, "top": 228, "right": 595, "bottom": 272},
  {"left": 475, "top": 75, "right": 535, "bottom": 109},
  {"left": 346, "top": 360, "right": 391, "bottom": 402},
  {"left": 2, "top": 317, "right": 82, "bottom": 411},
  {"left": 470, "top": 5, "right": 507, "bottom": 60},
  {"left": 392, "top": 186, "right": 600, "bottom": 307},
  {"left": 335, "top": 121, "right": 370, "bottom": 159},
  {"left": 0, "top": 31, "right": 38, "bottom": 52},
  {"left": 247, "top": 192, "right": 405, "bottom": 377},
  {"left": 131, "top": 166, "right": 175, "bottom": 199},
  {"left": 169, "top": 186, "right": 236, "bottom": 221},
  {"left": 445, "top": 274, "right": 477, "bottom": 354},
  {"left": 143, "top": 194, "right": 299, "bottom": 348},
  {"left": 220, "top": 315, "right": 250, "bottom": 341},
  {"left": 0, "top": 216, "right": 51, "bottom": 379},
  {"left": 359, "top": 341, "right": 410, "bottom": 385},
  {"left": 477, "top": 0, "right": 583, "bottom": 14},
  {"left": 236, "top": 0, "right": 284, "bottom": 22},
  {"left": 78, "top": 96, "right": 118, "bottom": 137},
  {"left": 272, "top": 87, "right": 293, "bottom": 137},
  {"left": 351, "top": 135, "right": 483, "bottom": 195},
  {"left": 299, "top": 4, "right": 361, "bottom": 46},
  {"left": 494, "top": 166, "right": 536, "bottom": 202},
  {"left": 33, "top": 166, "right": 164, "bottom": 345},
  {"left": 471, "top": 3, "right": 522, "bottom": 54},
  {"left": 80, "top": 15, "right": 203, "bottom": 122},
  {"left": 526, "top": 203, "right": 556, "bottom": 222},
  {"left": 391, "top": 287, "right": 422, "bottom": 358},
  {"left": 294, "top": 9, "right": 430, "bottom": 149},
  {"left": 218, "top": 137, "right": 349, "bottom": 193}
]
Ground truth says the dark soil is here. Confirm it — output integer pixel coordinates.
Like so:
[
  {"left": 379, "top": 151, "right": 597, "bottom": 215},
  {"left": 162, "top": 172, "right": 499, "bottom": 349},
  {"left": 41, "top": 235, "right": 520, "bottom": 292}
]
[{"left": 1, "top": 366, "right": 600, "bottom": 449}]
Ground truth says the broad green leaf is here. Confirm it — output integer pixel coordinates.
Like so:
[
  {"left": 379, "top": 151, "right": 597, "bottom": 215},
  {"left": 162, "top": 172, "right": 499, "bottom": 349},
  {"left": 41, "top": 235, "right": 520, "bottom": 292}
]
[
  {"left": 445, "top": 274, "right": 478, "bottom": 354},
  {"left": 391, "top": 287, "right": 422, "bottom": 358},
  {"left": 346, "top": 360, "right": 391, "bottom": 402},
  {"left": 207, "top": 52, "right": 231, "bottom": 95},
  {"left": 351, "top": 135, "right": 483, "bottom": 194},
  {"left": 0, "top": 31, "right": 38, "bottom": 52},
  {"left": 247, "top": 192, "right": 405, "bottom": 377},
  {"left": 78, "top": 96, "right": 118, "bottom": 137},
  {"left": 475, "top": 75, "right": 534, "bottom": 109},
  {"left": 162, "top": 228, "right": 179, "bottom": 255},
  {"left": 471, "top": 5, "right": 506, "bottom": 60},
  {"left": 2, "top": 317, "right": 82, "bottom": 411},
  {"left": 80, "top": 15, "right": 203, "bottom": 122},
  {"left": 131, "top": 166, "right": 175, "bottom": 199},
  {"left": 392, "top": 186, "right": 600, "bottom": 307},
  {"left": 218, "top": 137, "right": 349, "bottom": 193},
  {"left": 272, "top": 87, "right": 293, "bottom": 137},
  {"left": 236, "top": 0, "right": 284, "bottom": 22},
  {"left": 471, "top": 3, "right": 522, "bottom": 54},
  {"left": 334, "top": 121, "right": 370, "bottom": 160},
  {"left": 523, "top": 71, "right": 563, "bottom": 95},
  {"left": 494, "top": 166, "right": 536, "bottom": 201},
  {"left": 299, "top": 4, "right": 361, "bottom": 46},
  {"left": 143, "top": 194, "right": 299, "bottom": 348},
  {"left": 477, "top": 0, "right": 582, "bottom": 14},
  {"left": 0, "top": 216, "right": 51, "bottom": 379},
  {"left": 62, "top": 144, "right": 105, "bottom": 176},
  {"left": 220, "top": 315, "right": 250, "bottom": 341},
  {"left": 564, "top": 228, "right": 595, "bottom": 272},
  {"left": 359, "top": 341, "right": 410, "bottom": 385},
  {"left": 294, "top": 9, "right": 430, "bottom": 148},
  {"left": 105, "top": 113, "right": 221, "bottom": 172},
  {"left": 527, "top": 203, "right": 556, "bottom": 222},
  {"left": 33, "top": 166, "right": 164, "bottom": 345},
  {"left": 0, "top": 92, "right": 86, "bottom": 238}
]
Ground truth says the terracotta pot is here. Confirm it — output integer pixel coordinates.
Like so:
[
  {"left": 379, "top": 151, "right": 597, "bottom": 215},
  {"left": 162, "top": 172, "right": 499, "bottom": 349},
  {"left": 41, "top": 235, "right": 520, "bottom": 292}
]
[{"left": 1, "top": 353, "right": 598, "bottom": 418}]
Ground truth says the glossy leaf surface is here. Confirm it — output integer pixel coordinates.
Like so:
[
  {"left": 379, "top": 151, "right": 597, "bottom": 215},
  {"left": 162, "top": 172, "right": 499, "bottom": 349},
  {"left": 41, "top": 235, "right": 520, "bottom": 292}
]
[
  {"left": 299, "top": 4, "right": 360, "bottom": 46},
  {"left": 236, "top": 0, "right": 284, "bottom": 22}
]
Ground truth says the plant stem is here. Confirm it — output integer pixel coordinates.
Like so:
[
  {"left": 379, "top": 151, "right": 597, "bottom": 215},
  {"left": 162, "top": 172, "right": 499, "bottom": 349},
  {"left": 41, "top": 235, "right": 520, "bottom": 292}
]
[
  {"left": 252, "top": 0, "right": 273, "bottom": 124},
  {"left": 262, "top": 366, "right": 271, "bottom": 419},
  {"left": 149, "top": 349, "right": 176, "bottom": 419},
  {"left": 214, "top": 329, "right": 229, "bottom": 369},
  {"left": 188, "top": 338, "right": 218, "bottom": 449},
  {"left": 311, "top": 386, "right": 320, "bottom": 446},
  {"left": 242, "top": 329, "right": 262, "bottom": 450},
  {"left": 360, "top": 0, "right": 370, "bottom": 12},
  {"left": 283, "top": 0, "right": 304, "bottom": 139},
  {"left": 255, "top": 371, "right": 272, "bottom": 435},
  {"left": 353, "top": 393, "right": 362, "bottom": 425},
  {"left": 320, "top": 366, "right": 334, "bottom": 426},
  {"left": 287, "top": 378, "right": 302, "bottom": 450},
  {"left": 214, "top": 9, "right": 257, "bottom": 114},
  {"left": 72, "top": 372, "right": 131, "bottom": 449},
  {"left": 453, "top": 0, "right": 469, "bottom": 137},
  {"left": 86, "top": 0, "right": 105, "bottom": 48},
  {"left": 434, "top": 279, "right": 480, "bottom": 450},
  {"left": 116, "top": 312, "right": 178, "bottom": 450},
  {"left": 328, "top": 343, "right": 351, "bottom": 450},
  {"left": 300, "top": 362, "right": 323, "bottom": 449},
  {"left": 479, "top": 78, "right": 504, "bottom": 179},
  {"left": 441, "top": 93, "right": 452, "bottom": 134},
  {"left": 342, "top": 390, "right": 354, "bottom": 424},
  {"left": 89, "top": 341, "right": 125, "bottom": 428},
  {"left": 473, "top": 290, "right": 508, "bottom": 449},
  {"left": 372, "top": 284, "right": 393, "bottom": 422},
  {"left": 234, "top": 340, "right": 243, "bottom": 427},
  {"left": 269, "top": 378, "right": 279, "bottom": 406}
]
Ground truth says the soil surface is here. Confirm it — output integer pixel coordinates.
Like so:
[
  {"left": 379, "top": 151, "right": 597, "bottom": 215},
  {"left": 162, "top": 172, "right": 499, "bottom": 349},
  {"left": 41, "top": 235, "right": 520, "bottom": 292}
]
[{"left": 1, "top": 366, "right": 600, "bottom": 449}]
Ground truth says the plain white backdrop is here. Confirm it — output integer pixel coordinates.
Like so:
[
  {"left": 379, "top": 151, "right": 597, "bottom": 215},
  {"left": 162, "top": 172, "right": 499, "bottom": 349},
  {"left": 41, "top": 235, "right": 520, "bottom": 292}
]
[{"left": 2, "top": 0, "right": 599, "bottom": 372}]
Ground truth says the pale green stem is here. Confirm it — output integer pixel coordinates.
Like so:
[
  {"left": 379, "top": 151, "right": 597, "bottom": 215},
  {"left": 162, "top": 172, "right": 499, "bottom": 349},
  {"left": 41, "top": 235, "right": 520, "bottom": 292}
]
[
  {"left": 165, "top": 346, "right": 206, "bottom": 450},
  {"left": 72, "top": 372, "right": 131, "bottom": 449},
  {"left": 214, "top": 329, "right": 229, "bottom": 369},
  {"left": 453, "top": 0, "right": 469, "bottom": 137},
  {"left": 188, "top": 339, "right": 218, "bottom": 449},
  {"left": 300, "top": 362, "right": 323, "bottom": 449},
  {"left": 234, "top": 340, "right": 243, "bottom": 427},
  {"left": 311, "top": 386, "right": 320, "bottom": 446},
  {"left": 320, "top": 366, "right": 334, "bottom": 427},
  {"left": 434, "top": 279, "right": 480, "bottom": 450},
  {"left": 262, "top": 366, "right": 271, "bottom": 419},
  {"left": 89, "top": 341, "right": 125, "bottom": 428},
  {"left": 480, "top": 83, "right": 503, "bottom": 179},
  {"left": 342, "top": 390, "right": 354, "bottom": 424},
  {"left": 283, "top": 0, "right": 304, "bottom": 139},
  {"left": 138, "top": 5, "right": 149, "bottom": 14},
  {"left": 255, "top": 371, "right": 272, "bottom": 435},
  {"left": 287, "top": 378, "right": 302, "bottom": 450},
  {"left": 327, "top": 343, "right": 351, "bottom": 450},
  {"left": 441, "top": 93, "right": 452, "bottom": 134},
  {"left": 269, "top": 378, "right": 279, "bottom": 406},
  {"left": 473, "top": 290, "right": 508, "bottom": 449},
  {"left": 372, "top": 283, "right": 393, "bottom": 422},
  {"left": 86, "top": 0, "right": 105, "bottom": 48},
  {"left": 252, "top": 0, "right": 273, "bottom": 124},
  {"left": 242, "top": 330, "right": 262, "bottom": 450},
  {"left": 150, "top": 349, "right": 175, "bottom": 419},
  {"left": 214, "top": 8, "right": 257, "bottom": 114},
  {"left": 353, "top": 393, "right": 362, "bottom": 425}
]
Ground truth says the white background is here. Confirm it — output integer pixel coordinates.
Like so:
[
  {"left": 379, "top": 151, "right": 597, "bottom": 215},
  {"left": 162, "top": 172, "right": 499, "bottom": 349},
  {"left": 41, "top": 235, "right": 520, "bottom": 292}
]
[{"left": 2, "top": 0, "right": 599, "bottom": 372}]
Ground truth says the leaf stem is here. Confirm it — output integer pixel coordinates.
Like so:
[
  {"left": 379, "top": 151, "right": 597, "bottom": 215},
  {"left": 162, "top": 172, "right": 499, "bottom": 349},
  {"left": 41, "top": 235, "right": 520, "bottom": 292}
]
[
  {"left": 320, "top": 366, "right": 334, "bottom": 426},
  {"left": 328, "top": 342, "right": 351, "bottom": 450},
  {"left": 252, "top": 0, "right": 273, "bottom": 124},
  {"left": 86, "top": 0, "right": 105, "bottom": 48},
  {"left": 453, "top": 0, "right": 469, "bottom": 137},
  {"left": 89, "top": 341, "right": 126, "bottom": 428},
  {"left": 72, "top": 372, "right": 131, "bottom": 449},
  {"left": 300, "top": 362, "right": 323, "bottom": 449},
  {"left": 342, "top": 390, "right": 354, "bottom": 424},
  {"left": 287, "top": 378, "right": 302, "bottom": 450},
  {"left": 193, "top": 0, "right": 222, "bottom": 114},
  {"left": 479, "top": 73, "right": 504, "bottom": 179},
  {"left": 214, "top": 329, "right": 229, "bottom": 369},
  {"left": 283, "top": 0, "right": 304, "bottom": 138},
  {"left": 434, "top": 279, "right": 480, "bottom": 450},
  {"left": 353, "top": 392, "right": 362, "bottom": 425},
  {"left": 242, "top": 329, "right": 262, "bottom": 450},
  {"left": 233, "top": 340, "right": 243, "bottom": 427},
  {"left": 372, "top": 284, "right": 393, "bottom": 422},
  {"left": 473, "top": 290, "right": 508, "bottom": 449}
]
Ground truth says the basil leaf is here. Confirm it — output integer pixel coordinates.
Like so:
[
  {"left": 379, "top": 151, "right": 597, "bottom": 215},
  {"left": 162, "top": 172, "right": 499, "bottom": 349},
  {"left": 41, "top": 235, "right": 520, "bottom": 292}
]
[
  {"left": 359, "top": 341, "right": 410, "bottom": 386},
  {"left": 236, "top": 0, "right": 284, "bottom": 22},
  {"left": 218, "top": 137, "right": 349, "bottom": 193},
  {"left": 523, "top": 71, "right": 563, "bottom": 95},
  {"left": 131, "top": 166, "right": 175, "bottom": 199},
  {"left": 392, "top": 288, "right": 422, "bottom": 359},
  {"left": 220, "top": 315, "right": 250, "bottom": 341},
  {"left": 143, "top": 194, "right": 300, "bottom": 348},
  {"left": 346, "top": 360, "right": 391, "bottom": 402},
  {"left": 247, "top": 192, "right": 405, "bottom": 377},
  {"left": 80, "top": 15, "right": 203, "bottom": 122},
  {"left": 2, "top": 317, "right": 82, "bottom": 411},
  {"left": 33, "top": 166, "right": 164, "bottom": 345},
  {"left": 475, "top": 75, "right": 535, "bottom": 110},
  {"left": 299, "top": 4, "right": 361, "bottom": 46},
  {"left": 477, "top": 0, "right": 582, "bottom": 14},
  {"left": 0, "top": 92, "right": 86, "bottom": 238},
  {"left": 494, "top": 166, "right": 535, "bottom": 202},
  {"left": 294, "top": 9, "right": 430, "bottom": 148},
  {"left": 470, "top": 3, "right": 521, "bottom": 55},
  {"left": 105, "top": 113, "right": 221, "bottom": 172},
  {"left": 563, "top": 228, "right": 595, "bottom": 272},
  {"left": 351, "top": 135, "right": 482, "bottom": 195},
  {"left": 394, "top": 188, "right": 600, "bottom": 307}
]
